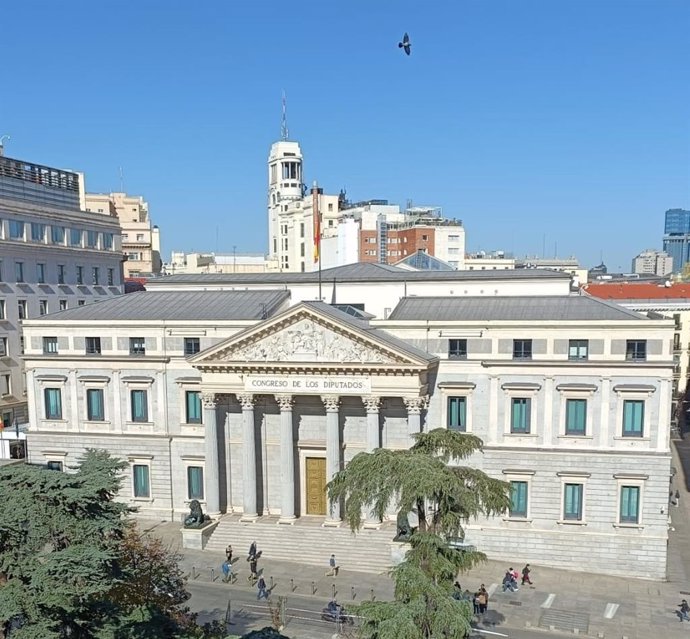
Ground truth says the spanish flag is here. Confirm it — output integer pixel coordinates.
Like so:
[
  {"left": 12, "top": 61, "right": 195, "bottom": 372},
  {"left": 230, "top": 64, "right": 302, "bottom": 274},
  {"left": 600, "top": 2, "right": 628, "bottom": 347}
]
[{"left": 312, "top": 184, "right": 321, "bottom": 263}]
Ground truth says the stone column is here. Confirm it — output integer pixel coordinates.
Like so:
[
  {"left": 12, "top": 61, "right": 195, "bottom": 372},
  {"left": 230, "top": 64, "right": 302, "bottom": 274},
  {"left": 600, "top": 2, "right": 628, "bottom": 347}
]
[
  {"left": 322, "top": 395, "right": 341, "bottom": 526},
  {"left": 404, "top": 397, "right": 426, "bottom": 447},
  {"left": 276, "top": 394, "right": 296, "bottom": 524},
  {"left": 237, "top": 393, "right": 258, "bottom": 521},
  {"left": 202, "top": 392, "right": 220, "bottom": 516},
  {"left": 363, "top": 395, "right": 382, "bottom": 528}
]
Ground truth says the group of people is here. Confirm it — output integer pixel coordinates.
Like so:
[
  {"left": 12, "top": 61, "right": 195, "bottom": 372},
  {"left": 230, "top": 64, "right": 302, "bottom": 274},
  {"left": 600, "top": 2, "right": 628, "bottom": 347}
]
[
  {"left": 502, "top": 564, "right": 533, "bottom": 592},
  {"left": 220, "top": 541, "right": 269, "bottom": 599}
]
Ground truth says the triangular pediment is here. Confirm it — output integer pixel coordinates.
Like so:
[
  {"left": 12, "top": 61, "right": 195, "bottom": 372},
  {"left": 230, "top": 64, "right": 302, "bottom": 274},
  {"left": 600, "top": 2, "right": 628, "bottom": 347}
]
[{"left": 189, "top": 303, "right": 435, "bottom": 370}]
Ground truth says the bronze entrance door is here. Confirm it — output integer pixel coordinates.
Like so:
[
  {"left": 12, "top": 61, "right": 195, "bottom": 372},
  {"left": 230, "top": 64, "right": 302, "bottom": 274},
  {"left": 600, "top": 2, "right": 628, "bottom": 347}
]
[{"left": 305, "top": 457, "right": 327, "bottom": 515}]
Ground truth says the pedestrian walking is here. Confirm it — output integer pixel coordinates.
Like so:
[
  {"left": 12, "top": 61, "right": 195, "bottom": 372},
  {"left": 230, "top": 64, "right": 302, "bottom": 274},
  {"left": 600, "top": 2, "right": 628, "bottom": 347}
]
[
  {"left": 221, "top": 560, "right": 234, "bottom": 583},
  {"left": 225, "top": 544, "right": 233, "bottom": 563},
  {"left": 502, "top": 569, "right": 518, "bottom": 592},
  {"left": 477, "top": 585, "right": 489, "bottom": 614},
  {"left": 472, "top": 591, "right": 480, "bottom": 615},
  {"left": 247, "top": 557, "right": 258, "bottom": 583},
  {"left": 325, "top": 553, "right": 339, "bottom": 577},
  {"left": 257, "top": 575, "right": 269, "bottom": 600},
  {"left": 521, "top": 563, "right": 533, "bottom": 586},
  {"left": 248, "top": 541, "right": 257, "bottom": 561},
  {"left": 679, "top": 599, "right": 690, "bottom": 622}
]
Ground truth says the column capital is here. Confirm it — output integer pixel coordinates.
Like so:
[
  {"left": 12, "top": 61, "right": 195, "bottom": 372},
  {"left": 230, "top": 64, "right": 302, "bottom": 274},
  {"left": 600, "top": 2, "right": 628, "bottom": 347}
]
[
  {"left": 201, "top": 392, "right": 217, "bottom": 409},
  {"left": 275, "top": 394, "right": 294, "bottom": 410},
  {"left": 237, "top": 393, "right": 255, "bottom": 410},
  {"left": 321, "top": 395, "right": 340, "bottom": 412},
  {"left": 362, "top": 395, "right": 381, "bottom": 413},
  {"left": 403, "top": 396, "right": 427, "bottom": 414}
]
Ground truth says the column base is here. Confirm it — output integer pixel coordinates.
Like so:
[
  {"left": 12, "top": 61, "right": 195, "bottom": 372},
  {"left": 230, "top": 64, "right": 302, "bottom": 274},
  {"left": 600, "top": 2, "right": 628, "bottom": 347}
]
[
  {"left": 240, "top": 513, "right": 260, "bottom": 523},
  {"left": 278, "top": 516, "right": 297, "bottom": 525},
  {"left": 363, "top": 519, "right": 382, "bottom": 530},
  {"left": 323, "top": 518, "right": 342, "bottom": 528}
]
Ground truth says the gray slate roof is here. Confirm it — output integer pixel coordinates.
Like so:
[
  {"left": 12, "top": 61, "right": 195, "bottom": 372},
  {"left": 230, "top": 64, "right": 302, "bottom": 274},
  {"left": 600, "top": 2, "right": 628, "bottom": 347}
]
[
  {"left": 36, "top": 290, "right": 291, "bottom": 321},
  {"left": 153, "top": 262, "right": 570, "bottom": 285},
  {"left": 388, "top": 295, "right": 647, "bottom": 321}
]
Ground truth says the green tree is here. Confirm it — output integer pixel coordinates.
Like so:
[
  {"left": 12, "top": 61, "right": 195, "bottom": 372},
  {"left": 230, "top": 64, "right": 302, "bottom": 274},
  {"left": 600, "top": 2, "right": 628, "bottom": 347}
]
[{"left": 328, "top": 428, "right": 510, "bottom": 639}]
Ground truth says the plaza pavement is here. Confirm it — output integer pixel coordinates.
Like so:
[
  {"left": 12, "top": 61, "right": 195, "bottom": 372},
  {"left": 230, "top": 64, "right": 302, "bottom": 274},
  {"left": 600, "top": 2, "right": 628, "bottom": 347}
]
[{"left": 144, "top": 438, "right": 690, "bottom": 638}]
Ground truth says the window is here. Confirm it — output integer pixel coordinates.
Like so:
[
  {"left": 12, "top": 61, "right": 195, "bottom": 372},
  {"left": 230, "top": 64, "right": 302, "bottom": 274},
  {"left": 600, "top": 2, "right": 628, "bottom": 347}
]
[
  {"left": 44, "top": 388, "right": 62, "bottom": 419},
  {"left": 51, "top": 226, "right": 65, "bottom": 244},
  {"left": 447, "top": 397, "right": 466, "bottom": 432},
  {"left": 69, "top": 228, "right": 82, "bottom": 246},
  {"left": 132, "top": 464, "right": 150, "bottom": 498},
  {"left": 136, "top": 233, "right": 145, "bottom": 241},
  {"left": 130, "top": 390, "right": 148, "bottom": 422},
  {"left": 92, "top": 267, "right": 100, "bottom": 285},
  {"left": 86, "top": 388, "right": 105, "bottom": 421},
  {"left": 0, "top": 337, "right": 6, "bottom": 357},
  {"left": 86, "top": 230, "right": 98, "bottom": 248},
  {"left": 14, "top": 262, "right": 24, "bottom": 283},
  {"left": 76, "top": 266, "right": 83, "bottom": 285},
  {"left": 187, "top": 466, "right": 204, "bottom": 500},
  {"left": 513, "top": 339, "right": 532, "bottom": 360},
  {"left": 622, "top": 400, "right": 644, "bottom": 437},
  {"left": 448, "top": 339, "right": 467, "bottom": 360},
  {"left": 31, "top": 222, "right": 45, "bottom": 242},
  {"left": 43, "top": 337, "right": 58, "bottom": 354},
  {"left": 422, "top": 234, "right": 429, "bottom": 241},
  {"left": 57, "top": 264, "right": 65, "bottom": 284},
  {"left": 47, "top": 461, "right": 63, "bottom": 472},
  {"left": 36, "top": 263, "right": 45, "bottom": 283},
  {"left": 563, "top": 483, "right": 583, "bottom": 520},
  {"left": 78, "top": 300, "right": 86, "bottom": 306},
  {"left": 0, "top": 300, "right": 4, "bottom": 319},
  {"left": 184, "top": 338, "right": 200, "bottom": 356},
  {"left": 107, "top": 268, "right": 114, "bottom": 286},
  {"left": 626, "top": 340, "right": 646, "bottom": 361},
  {"left": 300, "top": 223, "right": 304, "bottom": 238},
  {"left": 59, "top": 300, "right": 67, "bottom": 311},
  {"left": 509, "top": 481, "right": 528, "bottom": 518},
  {"left": 568, "top": 339, "right": 588, "bottom": 360},
  {"left": 620, "top": 486, "right": 640, "bottom": 524},
  {"left": 103, "top": 233, "right": 113, "bottom": 250},
  {"left": 129, "top": 337, "right": 145, "bottom": 356},
  {"left": 17, "top": 300, "right": 27, "bottom": 319},
  {"left": 9, "top": 220, "right": 24, "bottom": 240},
  {"left": 39, "top": 300, "right": 48, "bottom": 316},
  {"left": 0, "top": 373, "right": 9, "bottom": 396},
  {"left": 565, "top": 399, "right": 586, "bottom": 435},
  {"left": 85, "top": 337, "right": 101, "bottom": 355},
  {"left": 185, "top": 391, "right": 202, "bottom": 424},
  {"left": 510, "top": 398, "right": 531, "bottom": 434}
]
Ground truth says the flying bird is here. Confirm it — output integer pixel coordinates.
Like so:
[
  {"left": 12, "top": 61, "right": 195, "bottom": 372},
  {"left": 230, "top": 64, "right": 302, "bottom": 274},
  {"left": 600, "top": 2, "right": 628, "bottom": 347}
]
[{"left": 398, "top": 32, "right": 411, "bottom": 56}]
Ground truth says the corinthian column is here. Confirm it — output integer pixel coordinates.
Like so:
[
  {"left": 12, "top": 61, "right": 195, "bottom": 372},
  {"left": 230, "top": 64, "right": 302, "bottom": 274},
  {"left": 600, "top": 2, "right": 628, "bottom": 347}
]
[
  {"left": 404, "top": 397, "right": 426, "bottom": 447},
  {"left": 322, "top": 395, "right": 341, "bottom": 526},
  {"left": 202, "top": 392, "right": 220, "bottom": 516},
  {"left": 363, "top": 395, "right": 382, "bottom": 528},
  {"left": 237, "top": 393, "right": 258, "bottom": 521},
  {"left": 275, "top": 394, "right": 296, "bottom": 524}
]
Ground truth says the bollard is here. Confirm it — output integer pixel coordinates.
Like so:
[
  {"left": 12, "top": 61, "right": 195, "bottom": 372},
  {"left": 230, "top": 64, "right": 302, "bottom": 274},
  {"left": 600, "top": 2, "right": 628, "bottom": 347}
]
[
  {"left": 192, "top": 566, "right": 198, "bottom": 580},
  {"left": 290, "top": 578, "right": 296, "bottom": 592},
  {"left": 270, "top": 575, "right": 274, "bottom": 590},
  {"left": 351, "top": 585, "right": 356, "bottom": 600},
  {"left": 332, "top": 583, "right": 337, "bottom": 599},
  {"left": 370, "top": 588, "right": 375, "bottom": 602},
  {"left": 211, "top": 568, "right": 216, "bottom": 582},
  {"left": 311, "top": 580, "right": 317, "bottom": 595}
]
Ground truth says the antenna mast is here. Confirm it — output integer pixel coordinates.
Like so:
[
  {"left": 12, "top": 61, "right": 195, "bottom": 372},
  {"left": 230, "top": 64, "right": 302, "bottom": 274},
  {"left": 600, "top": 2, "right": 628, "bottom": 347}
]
[{"left": 281, "top": 90, "right": 289, "bottom": 141}]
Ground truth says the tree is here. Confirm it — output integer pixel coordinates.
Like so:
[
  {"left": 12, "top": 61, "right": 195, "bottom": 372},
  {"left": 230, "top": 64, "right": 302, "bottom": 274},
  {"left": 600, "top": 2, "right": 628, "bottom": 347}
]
[{"left": 327, "top": 428, "right": 511, "bottom": 639}]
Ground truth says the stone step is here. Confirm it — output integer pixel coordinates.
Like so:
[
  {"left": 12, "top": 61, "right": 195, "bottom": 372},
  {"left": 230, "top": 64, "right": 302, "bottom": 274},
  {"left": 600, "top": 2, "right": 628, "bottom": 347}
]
[{"left": 206, "top": 515, "right": 398, "bottom": 573}]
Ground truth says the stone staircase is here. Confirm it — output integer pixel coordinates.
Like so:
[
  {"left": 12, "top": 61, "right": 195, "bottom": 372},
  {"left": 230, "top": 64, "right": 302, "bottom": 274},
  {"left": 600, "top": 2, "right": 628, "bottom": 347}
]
[{"left": 205, "top": 514, "right": 398, "bottom": 574}]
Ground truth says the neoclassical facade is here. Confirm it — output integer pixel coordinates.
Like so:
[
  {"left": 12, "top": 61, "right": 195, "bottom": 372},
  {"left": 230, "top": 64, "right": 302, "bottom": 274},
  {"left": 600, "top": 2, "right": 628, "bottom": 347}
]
[{"left": 21, "top": 267, "right": 675, "bottom": 578}]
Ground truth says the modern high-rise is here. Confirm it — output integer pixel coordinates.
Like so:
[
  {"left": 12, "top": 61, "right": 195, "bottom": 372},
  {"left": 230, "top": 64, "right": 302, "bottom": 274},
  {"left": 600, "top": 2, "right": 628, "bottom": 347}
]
[
  {"left": 85, "top": 192, "right": 161, "bottom": 278},
  {"left": 663, "top": 209, "right": 690, "bottom": 272},
  {"left": 0, "top": 147, "right": 123, "bottom": 435}
]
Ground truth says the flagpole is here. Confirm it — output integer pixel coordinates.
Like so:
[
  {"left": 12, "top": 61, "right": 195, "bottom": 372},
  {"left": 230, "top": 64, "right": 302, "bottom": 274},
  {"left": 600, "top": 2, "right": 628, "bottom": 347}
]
[{"left": 312, "top": 181, "right": 322, "bottom": 301}]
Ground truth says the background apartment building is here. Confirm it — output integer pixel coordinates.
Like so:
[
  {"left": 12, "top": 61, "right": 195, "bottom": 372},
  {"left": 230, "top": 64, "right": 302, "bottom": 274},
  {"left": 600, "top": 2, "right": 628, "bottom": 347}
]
[
  {"left": 0, "top": 148, "right": 123, "bottom": 438},
  {"left": 85, "top": 192, "right": 161, "bottom": 278},
  {"left": 631, "top": 249, "right": 673, "bottom": 277}
]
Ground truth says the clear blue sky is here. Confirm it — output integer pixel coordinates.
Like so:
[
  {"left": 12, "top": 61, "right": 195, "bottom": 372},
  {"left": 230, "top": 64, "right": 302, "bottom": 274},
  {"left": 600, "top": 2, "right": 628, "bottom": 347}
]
[{"left": 2, "top": 0, "right": 688, "bottom": 270}]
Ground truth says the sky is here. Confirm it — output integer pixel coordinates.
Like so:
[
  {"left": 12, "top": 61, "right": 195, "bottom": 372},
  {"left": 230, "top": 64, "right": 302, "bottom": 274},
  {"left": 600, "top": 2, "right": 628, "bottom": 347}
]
[{"left": 1, "top": 0, "right": 689, "bottom": 270}]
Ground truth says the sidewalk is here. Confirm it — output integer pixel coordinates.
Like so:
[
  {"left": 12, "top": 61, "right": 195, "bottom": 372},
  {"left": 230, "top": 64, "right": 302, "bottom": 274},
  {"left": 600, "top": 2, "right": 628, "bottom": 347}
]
[{"left": 141, "top": 440, "right": 690, "bottom": 638}]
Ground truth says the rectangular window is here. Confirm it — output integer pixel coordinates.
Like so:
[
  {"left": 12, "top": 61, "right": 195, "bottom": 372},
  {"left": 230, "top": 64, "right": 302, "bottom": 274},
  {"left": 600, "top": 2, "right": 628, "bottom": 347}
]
[
  {"left": 78, "top": 300, "right": 85, "bottom": 306},
  {"left": 622, "top": 400, "right": 644, "bottom": 437},
  {"left": 15, "top": 262, "right": 24, "bottom": 283},
  {"left": 185, "top": 391, "right": 202, "bottom": 424},
  {"left": 86, "top": 388, "right": 105, "bottom": 421},
  {"left": 187, "top": 466, "right": 204, "bottom": 500},
  {"left": 568, "top": 339, "right": 588, "bottom": 360},
  {"left": 17, "top": 300, "right": 27, "bottom": 319},
  {"left": 509, "top": 481, "right": 528, "bottom": 518},
  {"left": 92, "top": 267, "right": 100, "bottom": 285},
  {"left": 448, "top": 339, "right": 467, "bottom": 360},
  {"left": 107, "top": 268, "right": 114, "bottom": 286},
  {"left": 620, "top": 486, "right": 640, "bottom": 523},
  {"left": 31, "top": 222, "right": 45, "bottom": 242},
  {"left": 86, "top": 230, "right": 98, "bottom": 248},
  {"left": 184, "top": 337, "right": 200, "bottom": 356},
  {"left": 44, "top": 388, "right": 62, "bottom": 419},
  {"left": 0, "top": 337, "right": 6, "bottom": 357},
  {"left": 563, "top": 483, "right": 583, "bottom": 520},
  {"left": 85, "top": 337, "right": 101, "bottom": 355},
  {"left": 130, "top": 389, "right": 148, "bottom": 422},
  {"left": 513, "top": 339, "right": 532, "bottom": 360},
  {"left": 129, "top": 337, "right": 145, "bottom": 356},
  {"left": 132, "top": 464, "right": 150, "bottom": 498},
  {"left": 58, "top": 264, "right": 65, "bottom": 284},
  {"left": 510, "top": 398, "right": 531, "bottom": 433},
  {"left": 447, "top": 397, "right": 467, "bottom": 432},
  {"left": 103, "top": 233, "right": 113, "bottom": 250},
  {"left": 36, "top": 263, "right": 45, "bottom": 283},
  {"left": 565, "top": 399, "right": 587, "bottom": 435},
  {"left": 39, "top": 299, "right": 48, "bottom": 316},
  {"left": 70, "top": 229, "right": 82, "bottom": 246},
  {"left": 47, "top": 461, "right": 63, "bottom": 472},
  {"left": 0, "top": 373, "right": 9, "bottom": 396},
  {"left": 625, "top": 340, "right": 646, "bottom": 361},
  {"left": 136, "top": 233, "right": 144, "bottom": 242},
  {"left": 9, "top": 220, "right": 24, "bottom": 240},
  {"left": 51, "top": 226, "right": 64, "bottom": 244},
  {"left": 76, "top": 266, "right": 83, "bottom": 285},
  {"left": 0, "top": 300, "right": 5, "bottom": 319},
  {"left": 59, "top": 300, "right": 67, "bottom": 311},
  {"left": 43, "top": 337, "right": 58, "bottom": 354}
]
